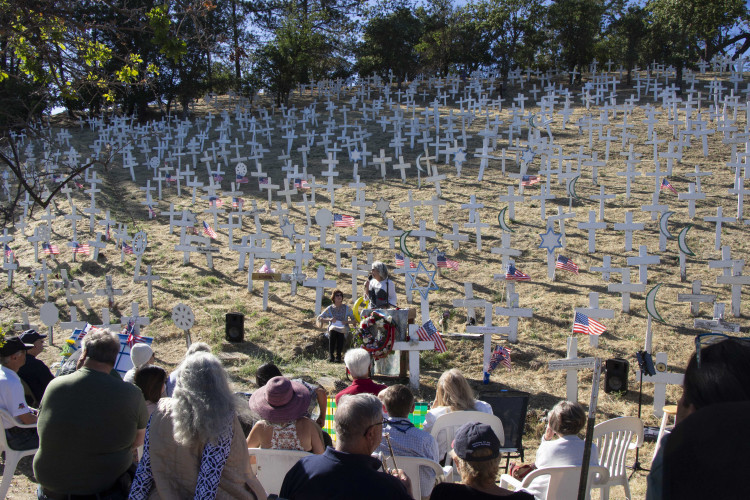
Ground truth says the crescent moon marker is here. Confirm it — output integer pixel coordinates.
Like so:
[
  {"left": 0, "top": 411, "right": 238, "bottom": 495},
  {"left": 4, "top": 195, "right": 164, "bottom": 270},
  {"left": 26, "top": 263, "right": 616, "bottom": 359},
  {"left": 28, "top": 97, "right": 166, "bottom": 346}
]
[
  {"left": 678, "top": 225, "right": 695, "bottom": 256},
  {"left": 498, "top": 207, "right": 514, "bottom": 233},
  {"left": 567, "top": 175, "right": 581, "bottom": 200},
  {"left": 659, "top": 211, "right": 676, "bottom": 240},
  {"left": 399, "top": 230, "right": 416, "bottom": 259},
  {"left": 646, "top": 283, "right": 666, "bottom": 323},
  {"left": 529, "top": 115, "right": 537, "bottom": 130},
  {"left": 415, "top": 154, "right": 424, "bottom": 173}
]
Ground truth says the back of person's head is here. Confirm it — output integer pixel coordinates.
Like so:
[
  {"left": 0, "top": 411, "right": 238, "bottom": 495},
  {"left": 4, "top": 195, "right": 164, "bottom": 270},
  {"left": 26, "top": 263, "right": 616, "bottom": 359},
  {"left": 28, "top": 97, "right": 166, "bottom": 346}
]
[
  {"left": 452, "top": 422, "right": 502, "bottom": 486},
  {"left": 344, "top": 348, "right": 371, "bottom": 379},
  {"left": 434, "top": 368, "right": 475, "bottom": 411},
  {"left": 335, "top": 393, "right": 382, "bottom": 445},
  {"left": 82, "top": 330, "right": 120, "bottom": 365},
  {"left": 185, "top": 342, "right": 211, "bottom": 357},
  {"left": 173, "top": 352, "right": 235, "bottom": 446},
  {"left": 380, "top": 384, "right": 413, "bottom": 418},
  {"left": 135, "top": 365, "right": 167, "bottom": 403},
  {"left": 256, "top": 362, "right": 283, "bottom": 387},
  {"left": 548, "top": 400, "right": 586, "bottom": 436},
  {"left": 682, "top": 337, "right": 750, "bottom": 411}
]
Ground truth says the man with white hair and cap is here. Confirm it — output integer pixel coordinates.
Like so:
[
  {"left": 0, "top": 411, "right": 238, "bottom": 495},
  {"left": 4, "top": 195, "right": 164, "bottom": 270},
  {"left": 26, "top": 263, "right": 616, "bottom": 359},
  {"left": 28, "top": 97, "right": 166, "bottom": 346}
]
[{"left": 0, "top": 335, "right": 38, "bottom": 450}]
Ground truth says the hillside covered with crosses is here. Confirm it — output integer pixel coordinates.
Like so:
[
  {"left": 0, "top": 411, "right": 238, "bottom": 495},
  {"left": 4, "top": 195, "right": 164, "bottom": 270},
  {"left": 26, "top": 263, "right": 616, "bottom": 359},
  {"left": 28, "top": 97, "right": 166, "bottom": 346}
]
[{"left": 2, "top": 61, "right": 750, "bottom": 496}]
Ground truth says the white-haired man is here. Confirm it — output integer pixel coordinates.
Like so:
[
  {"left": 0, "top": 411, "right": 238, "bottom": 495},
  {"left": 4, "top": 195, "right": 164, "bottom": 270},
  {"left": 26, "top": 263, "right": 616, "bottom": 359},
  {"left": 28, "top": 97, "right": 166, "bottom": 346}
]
[
  {"left": 335, "top": 348, "right": 387, "bottom": 404},
  {"left": 0, "top": 335, "right": 38, "bottom": 451},
  {"left": 280, "top": 393, "right": 411, "bottom": 500},
  {"left": 34, "top": 329, "right": 148, "bottom": 499}
]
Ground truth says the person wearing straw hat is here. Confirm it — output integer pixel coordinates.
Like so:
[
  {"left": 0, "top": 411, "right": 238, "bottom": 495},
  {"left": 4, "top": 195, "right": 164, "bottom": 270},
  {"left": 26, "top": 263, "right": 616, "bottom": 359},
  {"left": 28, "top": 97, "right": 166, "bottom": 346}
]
[
  {"left": 0, "top": 335, "right": 38, "bottom": 451},
  {"left": 246, "top": 376, "right": 325, "bottom": 454}
]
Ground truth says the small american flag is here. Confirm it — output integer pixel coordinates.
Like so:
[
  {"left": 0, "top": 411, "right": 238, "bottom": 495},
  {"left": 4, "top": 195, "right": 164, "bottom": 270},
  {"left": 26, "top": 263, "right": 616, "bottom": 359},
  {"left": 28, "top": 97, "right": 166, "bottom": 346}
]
[
  {"left": 105, "top": 224, "right": 111, "bottom": 241},
  {"left": 232, "top": 197, "right": 244, "bottom": 209},
  {"left": 123, "top": 242, "right": 134, "bottom": 255},
  {"left": 293, "top": 178, "right": 310, "bottom": 190},
  {"left": 236, "top": 174, "right": 249, "bottom": 184},
  {"left": 660, "top": 178, "right": 677, "bottom": 194},
  {"left": 43, "top": 242, "right": 60, "bottom": 255},
  {"left": 573, "top": 312, "right": 607, "bottom": 336},
  {"left": 415, "top": 320, "right": 447, "bottom": 353},
  {"left": 488, "top": 345, "right": 512, "bottom": 372},
  {"left": 52, "top": 174, "right": 61, "bottom": 183},
  {"left": 213, "top": 174, "right": 223, "bottom": 183},
  {"left": 148, "top": 205, "right": 155, "bottom": 218},
  {"left": 333, "top": 214, "right": 356, "bottom": 228},
  {"left": 4, "top": 244, "right": 14, "bottom": 261},
  {"left": 123, "top": 321, "right": 146, "bottom": 347},
  {"left": 555, "top": 255, "right": 579, "bottom": 274},
  {"left": 505, "top": 264, "right": 530, "bottom": 281},
  {"left": 73, "top": 323, "right": 94, "bottom": 341},
  {"left": 258, "top": 177, "right": 269, "bottom": 189},
  {"left": 75, "top": 181, "right": 84, "bottom": 189},
  {"left": 208, "top": 196, "right": 224, "bottom": 207},
  {"left": 203, "top": 221, "right": 218, "bottom": 239},
  {"left": 395, "top": 253, "right": 417, "bottom": 268},
  {"left": 73, "top": 242, "right": 90, "bottom": 255},
  {"left": 165, "top": 173, "right": 177, "bottom": 182},
  {"left": 521, "top": 175, "right": 540, "bottom": 187},
  {"left": 437, "top": 254, "right": 459, "bottom": 270}
]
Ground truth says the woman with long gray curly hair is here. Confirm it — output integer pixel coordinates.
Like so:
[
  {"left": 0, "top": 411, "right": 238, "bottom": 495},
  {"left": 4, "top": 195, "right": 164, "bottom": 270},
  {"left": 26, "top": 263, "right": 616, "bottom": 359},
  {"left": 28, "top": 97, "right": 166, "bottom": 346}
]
[{"left": 130, "top": 352, "right": 267, "bottom": 499}]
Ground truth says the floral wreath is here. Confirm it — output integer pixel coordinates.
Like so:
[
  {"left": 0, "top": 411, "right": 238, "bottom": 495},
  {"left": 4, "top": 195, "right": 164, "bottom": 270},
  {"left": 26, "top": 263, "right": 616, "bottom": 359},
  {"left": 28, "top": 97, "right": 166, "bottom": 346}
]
[{"left": 356, "top": 311, "right": 396, "bottom": 360}]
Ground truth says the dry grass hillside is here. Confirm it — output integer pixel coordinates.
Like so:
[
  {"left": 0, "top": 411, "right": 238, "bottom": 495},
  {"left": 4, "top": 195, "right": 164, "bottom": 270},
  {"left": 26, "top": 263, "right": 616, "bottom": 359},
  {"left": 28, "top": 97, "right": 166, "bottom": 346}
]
[{"left": 1, "top": 70, "right": 749, "bottom": 498}]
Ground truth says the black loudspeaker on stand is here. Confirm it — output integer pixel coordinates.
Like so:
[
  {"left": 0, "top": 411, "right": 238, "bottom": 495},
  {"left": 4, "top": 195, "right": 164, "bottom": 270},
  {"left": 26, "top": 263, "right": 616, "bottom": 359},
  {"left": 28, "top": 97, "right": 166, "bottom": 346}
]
[
  {"left": 604, "top": 358, "right": 629, "bottom": 394},
  {"left": 225, "top": 312, "right": 245, "bottom": 342}
]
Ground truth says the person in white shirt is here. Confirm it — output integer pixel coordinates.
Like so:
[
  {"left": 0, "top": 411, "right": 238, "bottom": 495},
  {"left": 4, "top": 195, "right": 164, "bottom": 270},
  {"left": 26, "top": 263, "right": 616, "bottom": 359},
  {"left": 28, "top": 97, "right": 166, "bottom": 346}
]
[
  {"left": 422, "top": 369, "right": 493, "bottom": 460},
  {"left": 0, "top": 336, "right": 38, "bottom": 450},
  {"left": 523, "top": 401, "right": 600, "bottom": 499}
]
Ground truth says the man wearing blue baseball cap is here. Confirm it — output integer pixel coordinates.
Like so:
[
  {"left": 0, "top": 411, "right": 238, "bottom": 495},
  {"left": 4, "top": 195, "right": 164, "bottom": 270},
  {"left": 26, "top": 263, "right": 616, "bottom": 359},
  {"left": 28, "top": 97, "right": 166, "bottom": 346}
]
[{"left": 0, "top": 335, "right": 39, "bottom": 450}]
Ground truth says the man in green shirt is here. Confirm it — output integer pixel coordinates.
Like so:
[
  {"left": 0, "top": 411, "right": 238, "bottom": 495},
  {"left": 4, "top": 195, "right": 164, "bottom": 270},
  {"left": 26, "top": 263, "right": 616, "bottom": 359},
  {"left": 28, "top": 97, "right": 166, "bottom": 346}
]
[{"left": 33, "top": 329, "right": 148, "bottom": 499}]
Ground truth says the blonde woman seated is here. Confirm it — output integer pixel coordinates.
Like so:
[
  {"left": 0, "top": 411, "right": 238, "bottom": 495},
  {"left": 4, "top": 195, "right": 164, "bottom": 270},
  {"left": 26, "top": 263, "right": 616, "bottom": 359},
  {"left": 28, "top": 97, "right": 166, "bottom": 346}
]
[
  {"left": 246, "top": 376, "right": 325, "bottom": 454},
  {"left": 422, "top": 369, "right": 493, "bottom": 460},
  {"left": 430, "top": 422, "right": 533, "bottom": 499},
  {"left": 520, "top": 401, "right": 600, "bottom": 499}
]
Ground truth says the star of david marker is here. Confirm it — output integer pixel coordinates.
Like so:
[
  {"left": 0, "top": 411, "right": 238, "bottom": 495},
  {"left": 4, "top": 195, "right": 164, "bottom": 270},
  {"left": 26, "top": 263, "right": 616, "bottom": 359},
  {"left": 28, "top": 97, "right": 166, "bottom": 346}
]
[{"left": 539, "top": 227, "right": 563, "bottom": 279}]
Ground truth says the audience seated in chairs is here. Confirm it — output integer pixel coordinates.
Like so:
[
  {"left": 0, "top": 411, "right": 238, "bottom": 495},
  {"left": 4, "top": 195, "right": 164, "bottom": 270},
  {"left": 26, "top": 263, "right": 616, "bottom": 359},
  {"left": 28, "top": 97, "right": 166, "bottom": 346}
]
[
  {"left": 511, "top": 401, "right": 599, "bottom": 500},
  {"left": 335, "top": 348, "right": 388, "bottom": 404},
  {"left": 430, "top": 422, "right": 533, "bottom": 500},
  {"left": 280, "top": 393, "right": 411, "bottom": 500},
  {"left": 247, "top": 376, "right": 325, "bottom": 454},
  {"left": 422, "top": 368, "right": 493, "bottom": 459},
  {"left": 130, "top": 351, "right": 266, "bottom": 499},
  {"left": 376, "top": 384, "right": 440, "bottom": 499},
  {"left": 647, "top": 336, "right": 750, "bottom": 499}
]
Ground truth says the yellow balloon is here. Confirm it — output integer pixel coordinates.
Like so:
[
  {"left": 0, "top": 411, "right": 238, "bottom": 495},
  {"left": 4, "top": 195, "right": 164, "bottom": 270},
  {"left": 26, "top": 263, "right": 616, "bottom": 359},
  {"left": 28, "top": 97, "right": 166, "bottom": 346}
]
[{"left": 353, "top": 296, "right": 365, "bottom": 323}]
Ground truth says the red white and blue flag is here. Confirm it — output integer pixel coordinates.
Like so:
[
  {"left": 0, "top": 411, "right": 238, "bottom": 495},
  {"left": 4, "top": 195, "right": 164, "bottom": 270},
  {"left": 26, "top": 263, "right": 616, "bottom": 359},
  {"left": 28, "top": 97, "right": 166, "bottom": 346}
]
[
  {"left": 333, "top": 214, "right": 356, "bottom": 228},
  {"left": 208, "top": 197, "right": 224, "bottom": 207},
  {"left": 213, "top": 174, "right": 223, "bottom": 183},
  {"left": 505, "top": 264, "right": 530, "bottom": 281},
  {"left": 165, "top": 173, "right": 177, "bottom": 183},
  {"left": 73, "top": 242, "right": 90, "bottom": 255},
  {"left": 236, "top": 174, "right": 249, "bottom": 184},
  {"left": 294, "top": 178, "right": 310, "bottom": 190},
  {"left": 123, "top": 321, "right": 146, "bottom": 347},
  {"left": 660, "top": 178, "right": 677, "bottom": 194},
  {"left": 148, "top": 205, "right": 156, "bottom": 218},
  {"left": 437, "top": 254, "right": 459, "bottom": 270},
  {"left": 232, "top": 197, "right": 244, "bottom": 209},
  {"left": 258, "top": 177, "right": 269, "bottom": 189},
  {"left": 572, "top": 312, "right": 607, "bottom": 336},
  {"left": 395, "top": 253, "right": 417, "bottom": 268},
  {"left": 415, "top": 320, "right": 447, "bottom": 353},
  {"left": 203, "top": 221, "right": 218, "bottom": 239},
  {"left": 43, "top": 243, "right": 59, "bottom": 255},
  {"left": 488, "top": 345, "right": 512, "bottom": 372},
  {"left": 555, "top": 255, "right": 579, "bottom": 274},
  {"left": 521, "top": 175, "right": 540, "bottom": 187},
  {"left": 105, "top": 224, "right": 111, "bottom": 241},
  {"left": 75, "top": 181, "right": 84, "bottom": 189},
  {"left": 123, "top": 242, "right": 134, "bottom": 255},
  {"left": 4, "top": 244, "right": 14, "bottom": 261}
]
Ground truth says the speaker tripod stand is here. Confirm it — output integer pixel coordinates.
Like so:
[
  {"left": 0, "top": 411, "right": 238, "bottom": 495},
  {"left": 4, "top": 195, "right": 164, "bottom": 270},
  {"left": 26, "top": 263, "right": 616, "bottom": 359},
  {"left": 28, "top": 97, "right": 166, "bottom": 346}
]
[{"left": 629, "top": 351, "right": 655, "bottom": 477}]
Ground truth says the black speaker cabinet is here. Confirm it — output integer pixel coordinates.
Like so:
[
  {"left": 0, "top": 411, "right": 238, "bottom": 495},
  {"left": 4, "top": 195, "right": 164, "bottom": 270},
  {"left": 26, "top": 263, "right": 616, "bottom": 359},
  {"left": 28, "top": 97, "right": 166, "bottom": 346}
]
[
  {"left": 604, "top": 358, "right": 629, "bottom": 394},
  {"left": 225, "top": 312, "right": 245, "bottom": 343}
]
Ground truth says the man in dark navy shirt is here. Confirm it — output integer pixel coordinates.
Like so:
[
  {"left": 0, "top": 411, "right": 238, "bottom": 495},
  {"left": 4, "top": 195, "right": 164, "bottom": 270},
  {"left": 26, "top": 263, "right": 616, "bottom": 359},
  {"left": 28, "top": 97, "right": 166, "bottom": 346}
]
[
  {"left": 17, "top": 330, "right": 54, "bottom": 406},
  {"left": 280, "top": 393, "right": 411, "bottom": 500}
]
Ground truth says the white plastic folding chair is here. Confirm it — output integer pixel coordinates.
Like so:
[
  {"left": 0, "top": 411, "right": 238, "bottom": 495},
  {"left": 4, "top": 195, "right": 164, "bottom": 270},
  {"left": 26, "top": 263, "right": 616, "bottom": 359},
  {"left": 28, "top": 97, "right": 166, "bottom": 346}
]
[
  {"left": 380, "top": 455, "right": 453, "bottom": 500},
  {"left": 499, "top": 465, "right": 609, "bottom": 500},
  {"left": 247, "top": 448, "right": 311, "bottom": 495},
  {"left": 593, "top": 416, "right": 644, "bottom": 500},
  {"left": 0, "top": 408, "right": 38, "bottom": 499}
]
